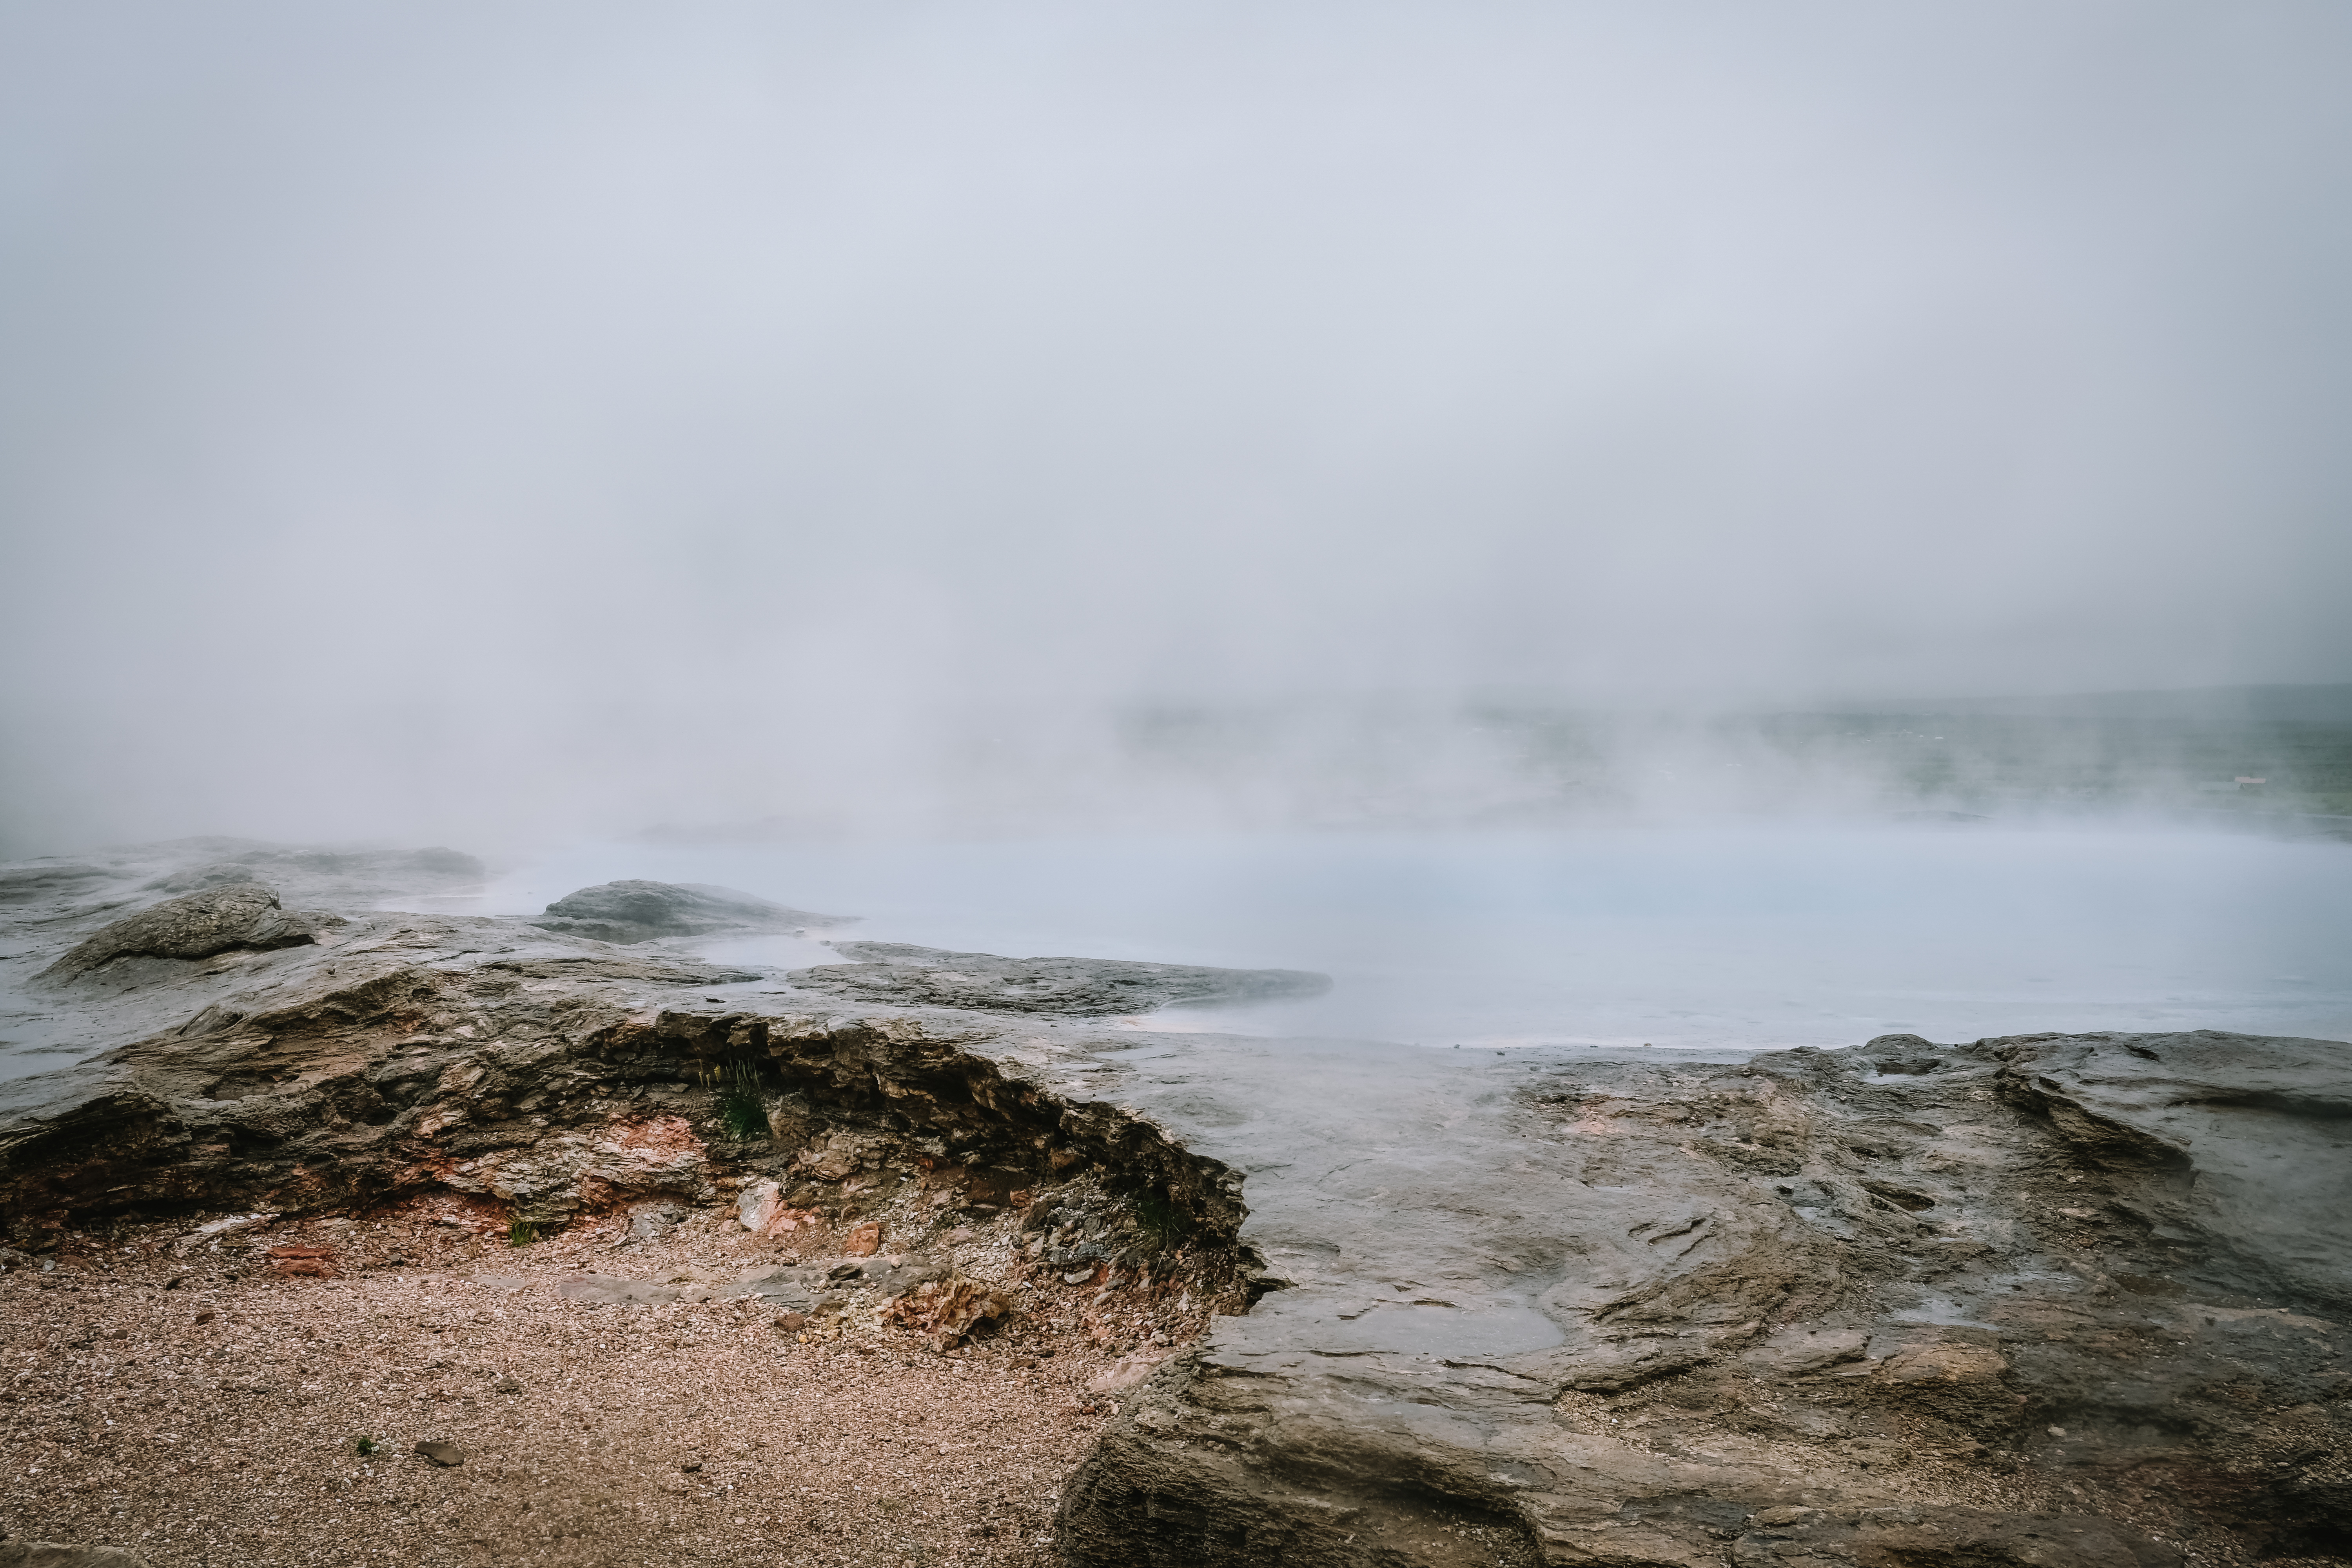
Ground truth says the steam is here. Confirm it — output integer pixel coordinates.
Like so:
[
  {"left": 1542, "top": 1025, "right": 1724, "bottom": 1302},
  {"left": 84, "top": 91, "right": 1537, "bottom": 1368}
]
[{"left": 3, "top": 2, "right": 2348, "bottom": 855}]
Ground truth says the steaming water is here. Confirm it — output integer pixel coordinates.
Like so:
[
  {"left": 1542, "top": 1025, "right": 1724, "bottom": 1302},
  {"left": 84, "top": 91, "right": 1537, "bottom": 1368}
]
[{"left": 466, "top": 823, "right": 2352, "bottom": 1053}]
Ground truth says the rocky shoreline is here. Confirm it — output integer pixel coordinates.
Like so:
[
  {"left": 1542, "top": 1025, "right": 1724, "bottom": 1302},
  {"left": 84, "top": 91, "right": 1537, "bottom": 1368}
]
[{"left": 2, "top": 842, "right": 2347, "bottom": 1567}]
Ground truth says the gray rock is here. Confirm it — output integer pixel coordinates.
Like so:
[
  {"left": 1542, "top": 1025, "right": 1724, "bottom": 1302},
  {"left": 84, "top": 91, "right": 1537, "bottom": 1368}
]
[
  {"left": 0, "top": 1546, "right": 151, "bottom": 1568},
  {"left": 625, "top": 1201, "right": 686, "bottom": 1238},
  {"left": 730, "top": 1254, "right": 947, "bottom": 1311},
  {"left": 531, "top": 880, "right": 856, "bottom": 945},
  {"left": 1995, "top": 1029, "right": 2352, "bottom": 1307},
  {"left": 787, "top": 942, "right": 1330, "bottom": 1016},
  {"left": 1054, "top": 1030, "right": 2347, "bottom": 1566},
  {"left": 731, "top": 1268, "right": 818, "bottom": 1312},
  {"left": 37, "top": 884, "right": 337, "bottom": 979}
]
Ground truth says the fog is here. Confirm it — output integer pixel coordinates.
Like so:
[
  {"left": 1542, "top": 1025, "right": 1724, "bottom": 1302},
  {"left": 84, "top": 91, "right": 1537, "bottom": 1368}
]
[{"left": 5, "top": 1, "right": 2352, "bottom": 854}]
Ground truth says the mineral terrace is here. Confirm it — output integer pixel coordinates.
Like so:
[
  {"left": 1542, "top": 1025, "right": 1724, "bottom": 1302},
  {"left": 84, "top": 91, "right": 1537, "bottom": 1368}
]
[{"left": 0, "top": 841, "right": 2345, "bottom": 1568}]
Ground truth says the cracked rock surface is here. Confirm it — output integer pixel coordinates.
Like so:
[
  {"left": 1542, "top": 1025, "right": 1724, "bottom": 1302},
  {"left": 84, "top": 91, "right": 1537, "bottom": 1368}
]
[
  {"left": 2, "top": 841, "right": 2347, "bottom": 1568},
  {"left": 1057, "top": 1031, "right": 2352, "bottom": 1566}
]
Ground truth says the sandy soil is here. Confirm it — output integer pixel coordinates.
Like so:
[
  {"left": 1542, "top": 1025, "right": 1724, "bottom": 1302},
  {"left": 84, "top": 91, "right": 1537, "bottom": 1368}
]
[{"left": 1, "top": 1192, "right": 1216, "bottom": 1566}]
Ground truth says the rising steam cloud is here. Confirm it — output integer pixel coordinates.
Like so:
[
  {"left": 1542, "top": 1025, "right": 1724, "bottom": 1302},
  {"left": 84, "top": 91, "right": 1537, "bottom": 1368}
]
[{"left": 3, "top": 1, "right": 2349, "bottom": 854}]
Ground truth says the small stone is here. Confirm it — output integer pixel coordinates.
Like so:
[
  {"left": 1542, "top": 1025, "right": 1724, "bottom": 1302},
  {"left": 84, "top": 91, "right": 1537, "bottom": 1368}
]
[
  {"left": 737, "top": 1180, "right": 784, "bottom": 1233},
  {"left": 1087, "top": 1352, "right": 1163, "bottom": 1392},
  {"left": 413, "top": 1441, "right": 464, "bottom": 1467},
  {"left": 628, "top": 1202, "right": 687, "bottom": 1239}
]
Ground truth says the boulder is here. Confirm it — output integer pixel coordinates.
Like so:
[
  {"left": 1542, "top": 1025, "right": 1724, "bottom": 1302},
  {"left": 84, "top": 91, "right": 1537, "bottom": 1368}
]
[{"left": 37, "top": 884, "right": 336, "bottom": 978}]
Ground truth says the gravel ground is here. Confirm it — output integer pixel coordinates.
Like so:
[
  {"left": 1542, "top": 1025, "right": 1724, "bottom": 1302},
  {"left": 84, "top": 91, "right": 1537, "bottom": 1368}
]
[{"left": 1, "top": 1191, "right": 1221, "bottom": 1566}]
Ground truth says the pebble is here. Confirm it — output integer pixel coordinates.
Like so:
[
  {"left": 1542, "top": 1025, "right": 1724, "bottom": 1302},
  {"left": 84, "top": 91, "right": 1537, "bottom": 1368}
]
[{"left": 3, "top": 1185, "right": 1217, "bottom": 1565}]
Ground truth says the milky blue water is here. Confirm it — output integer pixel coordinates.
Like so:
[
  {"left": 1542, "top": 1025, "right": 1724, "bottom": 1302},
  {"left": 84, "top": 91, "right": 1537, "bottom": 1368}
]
[{"left": 445, "top": 823, "right": 2352, "bottom": 1053}]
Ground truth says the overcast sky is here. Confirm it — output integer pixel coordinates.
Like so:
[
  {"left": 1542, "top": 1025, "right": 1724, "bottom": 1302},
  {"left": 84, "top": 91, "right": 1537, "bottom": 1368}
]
[{"left": 4, "top": 1, "right": 2349, "bottom": 851}]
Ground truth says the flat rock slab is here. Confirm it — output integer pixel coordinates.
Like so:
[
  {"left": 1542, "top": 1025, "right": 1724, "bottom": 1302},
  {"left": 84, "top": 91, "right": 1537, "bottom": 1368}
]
[
  {"left": 1051, "top": 1028, "right": 2351, "bottom": 1565},
  {"left": 0, "top": 1547, "right": 152, "bottom": 1568},
  {"left": 787, "top": 941, "right": 1330, "bottom": 1016},
  {"left": 555, "top": 1273, "right": 716, "bottom": 1307},
  {"left": 530, "top": 880, "right": 856, "bottom": 945}
]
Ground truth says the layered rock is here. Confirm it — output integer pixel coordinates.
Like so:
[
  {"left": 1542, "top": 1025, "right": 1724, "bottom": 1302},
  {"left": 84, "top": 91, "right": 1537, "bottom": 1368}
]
[{"left": 0, "top": 919, "right": 1240, "bottom": 1261}]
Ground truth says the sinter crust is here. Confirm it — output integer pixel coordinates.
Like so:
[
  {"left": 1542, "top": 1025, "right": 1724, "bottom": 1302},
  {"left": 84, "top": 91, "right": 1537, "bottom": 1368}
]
[{"left": 2, "top": 846, "right": 2345, "bottom": 1566}]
